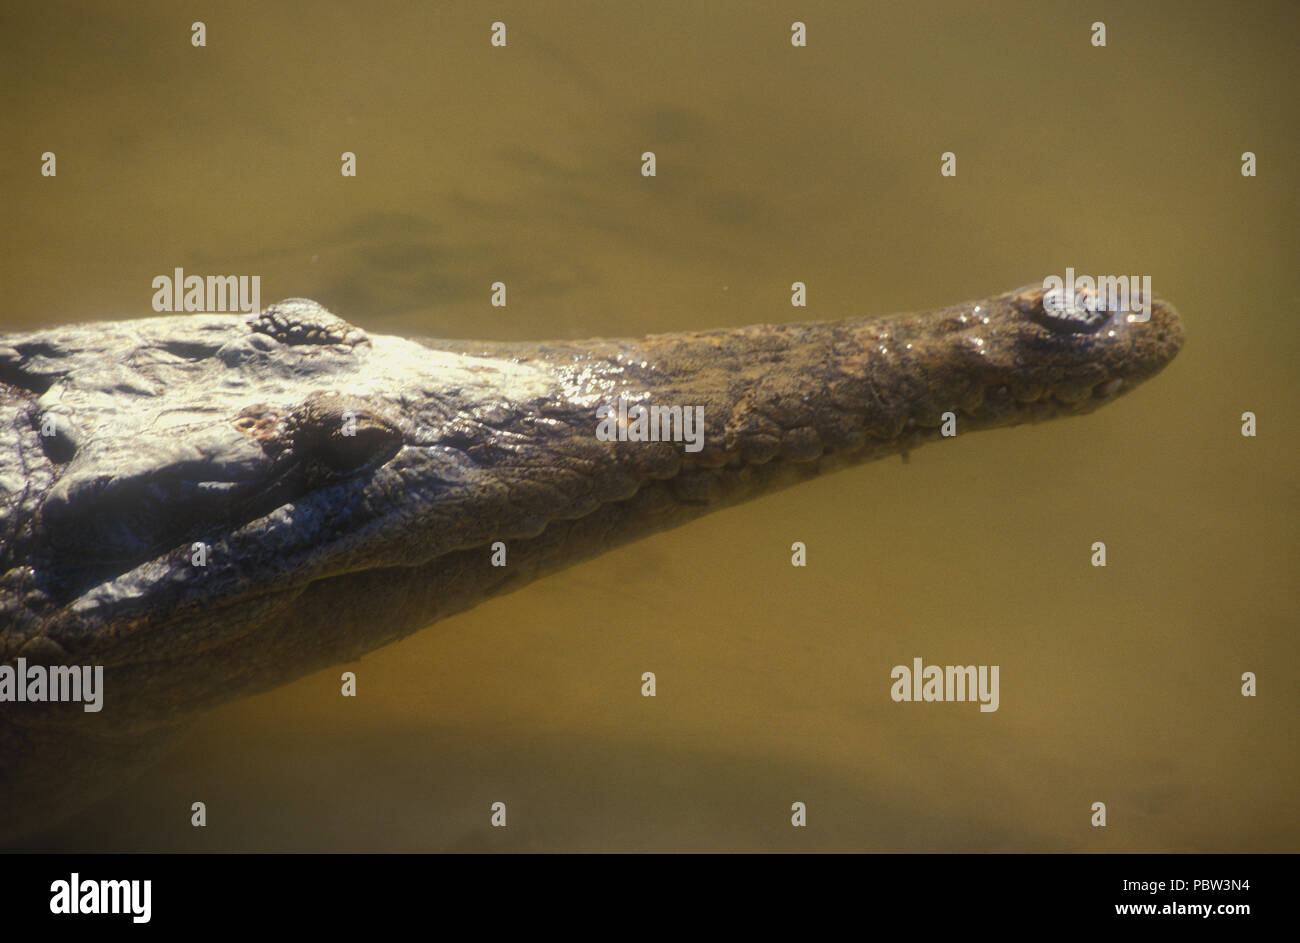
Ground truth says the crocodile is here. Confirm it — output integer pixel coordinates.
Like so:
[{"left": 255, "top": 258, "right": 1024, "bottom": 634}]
[{"left": 0, "top": 285, "right": 1184, "bottom": 841}]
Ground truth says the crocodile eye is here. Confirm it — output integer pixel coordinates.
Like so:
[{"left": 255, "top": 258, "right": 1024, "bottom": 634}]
[
  {"left": 316, "top": 419, "right": 404, "bottom": 473},
  {"left": 35, "top": 411, "right": 80, "bottom": 464},
  {"left": 287, "top": 393, "right": 404, "bottom": 476}
]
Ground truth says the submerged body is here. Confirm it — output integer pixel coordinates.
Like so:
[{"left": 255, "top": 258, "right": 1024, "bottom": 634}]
[{"left": 0, "top": 285, "right": 1183, "bottom": 839}]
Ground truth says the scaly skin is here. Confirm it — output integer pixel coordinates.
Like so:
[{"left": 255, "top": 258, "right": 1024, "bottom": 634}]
[{"left": 0, "top": 284, "right": 1184, "bottom": 839}]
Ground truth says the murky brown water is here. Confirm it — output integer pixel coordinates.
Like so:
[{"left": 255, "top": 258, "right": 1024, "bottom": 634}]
[{"left": 3, "top": 0, "right": 1296, "bottom": 851}]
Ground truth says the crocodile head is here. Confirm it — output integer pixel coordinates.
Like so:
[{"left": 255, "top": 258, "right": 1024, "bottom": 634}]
[{"left": 0, "top": 286, "right": 1183, "bottom": 837}]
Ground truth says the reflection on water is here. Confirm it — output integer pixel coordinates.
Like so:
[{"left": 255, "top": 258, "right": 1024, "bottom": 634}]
[{"left": 4, "top": 0, "right": 1297, "bottom": 851}]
